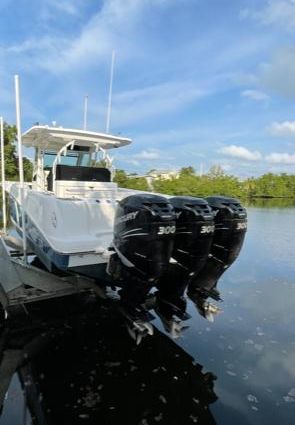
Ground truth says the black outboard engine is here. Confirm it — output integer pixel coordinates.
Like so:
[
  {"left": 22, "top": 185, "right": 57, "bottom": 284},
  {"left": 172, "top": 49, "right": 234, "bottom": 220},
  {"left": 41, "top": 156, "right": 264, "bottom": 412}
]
[
  {"left": 170, "top": 196, "right": 215, "bottom": 274},
  {"left": 188, "top": 196, "right": 247, "bottom": 319},
  {"left": 155, "top": 197, "right": 215, "bottom": 336},
  {"left": 110, "top": 193, "right": 176, "bottom": 281},
  {"left": 108, "top": 194, "right": 176, "bottom": 341}
]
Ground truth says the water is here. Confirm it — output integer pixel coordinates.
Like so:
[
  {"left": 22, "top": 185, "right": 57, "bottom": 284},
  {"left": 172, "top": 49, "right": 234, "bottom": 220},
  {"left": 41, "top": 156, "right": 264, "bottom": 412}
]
[
  {"left": 181, "top": 205, "right": 295, "bottom": 425},
  {"left": 0, "top": 204, "right": 294, "bottom": 425}
]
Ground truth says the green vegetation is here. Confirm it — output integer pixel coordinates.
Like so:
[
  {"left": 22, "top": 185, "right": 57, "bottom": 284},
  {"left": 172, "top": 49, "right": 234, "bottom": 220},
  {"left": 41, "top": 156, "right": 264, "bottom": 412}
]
[
  {"left": 0, "top": 122, "right": 33, "bottom": 182},
  {"left": 114, "top": 169, "right": 150, "bottom": 191},
  {"left": 114, "top": 166, "right": 295, "bottom": 200},
  {"left": 0, "top": 122, "right": 33, "bottom": 221}
]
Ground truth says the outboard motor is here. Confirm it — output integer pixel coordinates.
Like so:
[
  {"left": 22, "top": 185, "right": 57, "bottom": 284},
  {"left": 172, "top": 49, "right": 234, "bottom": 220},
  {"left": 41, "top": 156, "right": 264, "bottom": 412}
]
[
  {"left": 155, "top": 196, "right": 215, "bottom": 336},
  {"left": 108, "top": 194, "right": 176, "bottom": 342},
  {"left": 188, "top": 196, "right": 247, "bottom": 320},
  {"left": 170, "top": 196, "right": 215, "bottom": 274},
  {"left": 110, "top": 193, "right": 176, "bottom": 281}
]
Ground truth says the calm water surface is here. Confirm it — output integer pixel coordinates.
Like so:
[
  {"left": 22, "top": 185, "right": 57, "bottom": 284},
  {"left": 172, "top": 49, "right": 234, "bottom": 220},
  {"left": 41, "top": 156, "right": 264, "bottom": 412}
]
[{"left": 0, "top": 204, "right": 294, "bottom": 425}]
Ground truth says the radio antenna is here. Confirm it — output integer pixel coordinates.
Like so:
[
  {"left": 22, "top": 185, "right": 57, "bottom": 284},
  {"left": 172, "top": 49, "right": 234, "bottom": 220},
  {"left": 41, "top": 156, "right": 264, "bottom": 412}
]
[{"left": 106, "top": 50, "right": 115, "bottom": 133}]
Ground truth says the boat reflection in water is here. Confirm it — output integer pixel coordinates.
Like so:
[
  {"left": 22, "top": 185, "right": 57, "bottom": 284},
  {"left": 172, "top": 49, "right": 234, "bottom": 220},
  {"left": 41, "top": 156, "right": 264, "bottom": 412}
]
[{"left": 0, "top": 295, "right": 218, "bottom": 425}]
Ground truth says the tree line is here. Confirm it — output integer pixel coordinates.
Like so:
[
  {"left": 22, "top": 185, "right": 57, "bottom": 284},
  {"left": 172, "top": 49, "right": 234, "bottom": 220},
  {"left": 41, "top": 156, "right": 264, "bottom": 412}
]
[
  {"left": 0, "top": 122, "right": 33, "bottom": 183},
  {"left": 114, "top": 166, "right": 295, "bottom": 199}
]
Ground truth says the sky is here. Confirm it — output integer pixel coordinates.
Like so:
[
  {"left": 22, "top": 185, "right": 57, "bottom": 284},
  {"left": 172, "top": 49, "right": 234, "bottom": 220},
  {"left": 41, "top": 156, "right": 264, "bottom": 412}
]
[{"left": 0, "top": 0, "right": 295, "bottom": 177}]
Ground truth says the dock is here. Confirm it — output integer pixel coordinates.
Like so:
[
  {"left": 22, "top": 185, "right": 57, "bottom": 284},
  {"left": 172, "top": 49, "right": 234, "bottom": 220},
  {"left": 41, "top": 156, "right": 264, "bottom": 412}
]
[{"left": 0, "top": 235, "right": 105, "bottom": 317}]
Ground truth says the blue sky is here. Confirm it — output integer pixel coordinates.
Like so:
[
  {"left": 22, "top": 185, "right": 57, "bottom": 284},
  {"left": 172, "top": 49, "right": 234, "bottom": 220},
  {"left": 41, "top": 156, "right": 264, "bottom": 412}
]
[{"left": 0, "top": 0, "right": 295, "bottom": 176}]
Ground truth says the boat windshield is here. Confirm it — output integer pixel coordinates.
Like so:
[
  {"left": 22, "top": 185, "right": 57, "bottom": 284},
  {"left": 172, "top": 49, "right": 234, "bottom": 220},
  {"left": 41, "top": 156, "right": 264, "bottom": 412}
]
[{"left": 43, "top": 150, "right": 91, "bottom": 169}]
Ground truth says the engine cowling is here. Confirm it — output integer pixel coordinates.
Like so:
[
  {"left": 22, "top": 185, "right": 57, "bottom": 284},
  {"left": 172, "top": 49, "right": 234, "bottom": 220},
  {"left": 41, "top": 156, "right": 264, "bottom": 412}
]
[
  {"left": 169, "top": 196, "right": 215, "bottom": 275},
  {"left": 188, "top": 196, "right": 247, "bottom": 296},
  {"left": 206, "top": 196, "right": 247, "bottom": 265},
  {"left": 154, "top": 197, "right": 215, "bottom": 327},
  {"left": 109, "top": 193, "right": 176, "bottom": 282}
]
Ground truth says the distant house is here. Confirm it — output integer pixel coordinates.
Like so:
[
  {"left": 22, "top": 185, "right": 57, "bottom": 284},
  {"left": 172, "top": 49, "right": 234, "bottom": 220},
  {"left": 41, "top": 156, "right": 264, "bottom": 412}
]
[{"left": 147, "top": 169, "right": 180, "bottom": 180}]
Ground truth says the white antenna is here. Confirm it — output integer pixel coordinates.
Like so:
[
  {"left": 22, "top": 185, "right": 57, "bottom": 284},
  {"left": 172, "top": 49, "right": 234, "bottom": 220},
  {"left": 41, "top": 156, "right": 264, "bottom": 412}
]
[
  {"left": 83, "top": 95, "right": 88, "bottom": 130},
  {"left": 106, "top": 50, "right": 115, "bottom": 133},
  {"left": 0, "top": 117, "right": 7, "bottom": 234},
  {"left": 14, "top": 75, "right": 27, "bottom": 262}
]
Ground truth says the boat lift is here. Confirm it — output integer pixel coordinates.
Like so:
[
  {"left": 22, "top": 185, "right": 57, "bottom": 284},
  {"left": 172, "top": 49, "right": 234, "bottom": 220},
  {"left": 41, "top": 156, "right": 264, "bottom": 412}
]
[{"left": 0, "top": 76, "right": 105, "bottom": 324}]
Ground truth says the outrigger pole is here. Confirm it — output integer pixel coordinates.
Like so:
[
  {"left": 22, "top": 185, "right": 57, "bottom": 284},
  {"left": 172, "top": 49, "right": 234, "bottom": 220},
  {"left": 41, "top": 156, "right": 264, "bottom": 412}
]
[
  {"left": 14, "top": 75, "right": 27, "bottom": 263},
  {"left": 106, "top": 50, "right": 115, "bottom": 133},
  {"left": 0, "top": 116, "right": 7, "bottom": 234}
]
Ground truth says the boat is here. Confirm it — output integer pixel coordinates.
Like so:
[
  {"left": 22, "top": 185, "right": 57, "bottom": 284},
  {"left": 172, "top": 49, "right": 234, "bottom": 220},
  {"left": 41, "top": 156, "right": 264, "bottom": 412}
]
[
  {"left": 9, "top": 125, "right": 133, "bottom": 276},
  {"left": 0, "top": 71, "right": 248, "bottom": 343},
  {"left": 7, "top": 122, "right": 247, "bottom": 341}
]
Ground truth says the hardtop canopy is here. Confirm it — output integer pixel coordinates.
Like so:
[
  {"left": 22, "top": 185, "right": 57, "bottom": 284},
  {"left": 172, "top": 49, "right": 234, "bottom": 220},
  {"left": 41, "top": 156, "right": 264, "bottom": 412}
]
[{"left": 22, "top": 126, "right": 132, "bottom": 151}]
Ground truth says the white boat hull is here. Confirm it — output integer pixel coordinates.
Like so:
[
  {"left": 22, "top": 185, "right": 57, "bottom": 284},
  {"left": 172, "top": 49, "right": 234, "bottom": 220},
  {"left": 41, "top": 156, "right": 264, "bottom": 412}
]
[{"left": 9, "top": 183, "right": 139, "bottom": 276}]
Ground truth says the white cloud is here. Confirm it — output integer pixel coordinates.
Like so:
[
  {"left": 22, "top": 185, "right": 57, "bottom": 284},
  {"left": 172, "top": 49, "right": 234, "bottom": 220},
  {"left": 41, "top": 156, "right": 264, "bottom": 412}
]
[
  {"left": 120, "top": 159, "right": 140, "bottom": 167},
  {"left": 219, "top": 145, "right": 262, "bottom": 161},
  {"left": 5, "top": 0, "right": 172, "bottom": 74},
  {"left": 241, "top": 1, "right": 295, "bottom": 30},
  {"left": 265, "top": 152, "right": 295, "bottom": 164},
  {"left": 65, "top": 79, "right": 205, "bottom": 132},
  {"left": 133, "top": 149, "right": 160, "bottom": 160},
  {"left": 111, "top": 81, "right": 205, "bottom": 127},
  {"left": 6, "top": 37, "right": 65, "bottom": 54},
  {"left": 269, "top": 121, "right": 295, "bottom": 137},
  {"left": 46, "top": 0, "right": 80, "bottom": 15},
  {"left": 241, "top": 89, "right": 270, "bottom": 101},
  {"left": 36, "top": 0, "right": 83, "bottom": 19},
  {"left": 114, "top": 81, "right": 204, "bottom": 105},
  {"left": 115, "top": 146, "right": 176, "bottom": 171}
]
